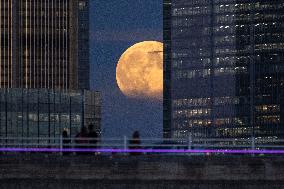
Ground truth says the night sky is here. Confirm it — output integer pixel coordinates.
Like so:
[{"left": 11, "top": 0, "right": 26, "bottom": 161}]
[{"left": 90, "top": 0, "right": 163, "bottom": 138}]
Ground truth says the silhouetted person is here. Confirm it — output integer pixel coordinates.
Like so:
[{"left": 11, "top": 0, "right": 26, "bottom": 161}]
[
  {"left": 75, "top": 126, "right": 88, "bottom": 154},
  {"left": 129, "top": 131, "right": 141, "bottom": 155},
  {"left": 62, "top": 130, "right": 71, "bottom": 155},
  {"left": 88, "top": 124, "right": 99, "bottom": 149}
]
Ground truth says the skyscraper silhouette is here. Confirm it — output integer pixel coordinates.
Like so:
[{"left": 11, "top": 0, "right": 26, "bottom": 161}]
[
  {"left": 0, "top": 0, "right": 100, "bottom": 139},
  {"left": 0, "top": 0, "right": 90, "bottom": 90},
  {"left": 164, "top": 0, "right": 284, "bottom": 139}
]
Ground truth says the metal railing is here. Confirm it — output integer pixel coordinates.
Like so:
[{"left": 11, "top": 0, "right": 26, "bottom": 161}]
[{"left": 0, "top": 136, "right": 284, "bottom": 154}]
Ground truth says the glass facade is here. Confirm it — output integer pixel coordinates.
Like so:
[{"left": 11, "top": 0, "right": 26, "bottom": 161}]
[
  {"left": 164, "top": 0, "right": 284, "bottom": 139},
  {"left": 77, "top": 0, "right": 90, "bottom": 90},
  {"left": 0, "top": 0, "right": 14, "bottom": 88},
  {"left": 163, "top": 0, "right": 172, "bottom": 138},
  {"left": 0, "top": 0, "right": 90, "bottom": 90},
  {"left": 0, "top": 88, "right": 101, "bottom": 138}
]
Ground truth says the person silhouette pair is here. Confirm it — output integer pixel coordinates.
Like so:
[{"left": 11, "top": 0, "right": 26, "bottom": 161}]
[{"left": 74, "top": 124, "right": 99, "bottom": 154}]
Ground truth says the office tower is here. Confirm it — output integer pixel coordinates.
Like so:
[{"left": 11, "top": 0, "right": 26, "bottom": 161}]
[
  {"left": 164, "top": 0, "right": 284, "bottom": 139},
  {"left": 0, "top": 88, "right": 101, "bottom": 138},
  {"left": 0, "top": 1, "right": 101, "bottom": 139},
  {"left": 0, "top": 0, "right": 90, "bottom": 90}
]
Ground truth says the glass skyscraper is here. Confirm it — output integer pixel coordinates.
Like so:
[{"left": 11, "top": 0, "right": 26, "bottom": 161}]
[
  {"left": 0, "top": 1, "right": 99, "bottom": 139},
  {"left": 0, "top": 88, "right": 101, "bottom": 138},
  {"left": 164, "top": 0, "right": 284, "bottom": 139},
  {"left": 0, "top": 0, "right": 90, "bottom": 90}
]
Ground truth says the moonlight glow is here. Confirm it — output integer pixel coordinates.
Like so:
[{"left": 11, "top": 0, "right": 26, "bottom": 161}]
[{"left": 116, "top": 41, "right": 163, "bottom": 100}]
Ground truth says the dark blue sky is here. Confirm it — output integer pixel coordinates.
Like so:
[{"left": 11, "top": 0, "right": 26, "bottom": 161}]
[{"left": 90, "top": 0, "right": 163, "bottom": 138}]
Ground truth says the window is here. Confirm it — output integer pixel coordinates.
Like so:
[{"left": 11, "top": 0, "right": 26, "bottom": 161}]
[{"left": 79, "top": 1, "right": 86, "bottom": 10}]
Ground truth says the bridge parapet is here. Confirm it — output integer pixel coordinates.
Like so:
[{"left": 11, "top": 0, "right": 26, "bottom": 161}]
[{"left": 1, "top": 154, "right": 284, "bottom": 188}]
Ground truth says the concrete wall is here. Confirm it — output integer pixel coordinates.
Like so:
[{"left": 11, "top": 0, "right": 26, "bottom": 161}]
[{"left": 1, "top": 154, "right": 284, "bottom": 189}]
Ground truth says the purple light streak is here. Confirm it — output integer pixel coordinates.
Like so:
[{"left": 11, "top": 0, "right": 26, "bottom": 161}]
[{"left": 1, "top": 147, "right": 284, "bottom": 154}]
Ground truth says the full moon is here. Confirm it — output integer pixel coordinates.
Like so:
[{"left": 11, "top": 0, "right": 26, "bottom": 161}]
[{"left": 116, "top": 41, "right": 163, "bottom": 100}]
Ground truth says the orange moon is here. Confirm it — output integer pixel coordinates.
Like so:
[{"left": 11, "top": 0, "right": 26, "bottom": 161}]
[{"left": 116, "top": 41, "right": 163, "bottom": 100}]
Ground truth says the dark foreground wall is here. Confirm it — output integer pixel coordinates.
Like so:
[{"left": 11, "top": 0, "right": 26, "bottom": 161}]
[{"left": 1, "top": 154, "right": 284, "bottom": 189}]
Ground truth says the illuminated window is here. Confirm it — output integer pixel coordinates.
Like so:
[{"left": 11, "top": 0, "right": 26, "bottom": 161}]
[{"left": 79, "top": 1, "right": 86, "bottom": 10}]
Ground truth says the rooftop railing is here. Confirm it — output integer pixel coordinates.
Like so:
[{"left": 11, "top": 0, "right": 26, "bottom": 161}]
[{"left": 0, "top": 136, "right": 284, "bottom": 155}]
